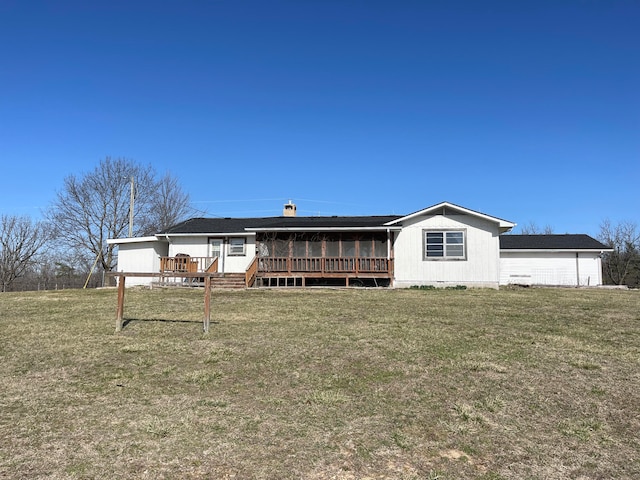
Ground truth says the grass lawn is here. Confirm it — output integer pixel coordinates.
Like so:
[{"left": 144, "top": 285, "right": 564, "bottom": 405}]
[{"left": 1, "top": 286, "right": 639, "bottom": 479}]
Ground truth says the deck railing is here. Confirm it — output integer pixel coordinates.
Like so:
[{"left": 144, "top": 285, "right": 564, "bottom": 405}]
[
  {"left": 259, "top": 257, "right": 392, "bottom": 275},
  {"left": 160, "top": 256, "right": 217, "bottom": 273},
  {"left": 245, "top": 256, "right": 258, "bottom": 287}
]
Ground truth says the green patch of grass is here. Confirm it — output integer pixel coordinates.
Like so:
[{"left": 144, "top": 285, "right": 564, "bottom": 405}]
[
  {"left": 478, "top": 473, "right": 507, "bottom": 480},
  {"left": 0, "top": 287, "right": 639, "bottom": 479},
  {"left": 569, "top": 360, "right": 602, "bottom": 370},
  {"left": 558, "top": 418, "right": 604, "bottom": 441},
  {"left": 306, "top": 389, "right": 349, "bottom": 406},
  {"left": 184, "top": 369, "right": 223, "bottom": 384},
  {"left": 410, "top": 284, "right": 436, "bottom": 290}
]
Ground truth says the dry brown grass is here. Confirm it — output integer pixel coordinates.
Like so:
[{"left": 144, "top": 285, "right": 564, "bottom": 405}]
[{"left": 0, "top": 286, "right": 639, "bottom": 479}]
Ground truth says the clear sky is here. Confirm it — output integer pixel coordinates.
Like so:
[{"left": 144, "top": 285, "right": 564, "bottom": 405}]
[{"left": 1, "top": 0, "right": 638, "bottom": 236}]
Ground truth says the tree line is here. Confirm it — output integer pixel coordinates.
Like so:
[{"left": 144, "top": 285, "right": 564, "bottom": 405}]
[
  {"left": 1, "top": 157, "right": 190, "bottom": 292},
  {"left": 598, "top": 220, "right": 640, "bottom": 287}
]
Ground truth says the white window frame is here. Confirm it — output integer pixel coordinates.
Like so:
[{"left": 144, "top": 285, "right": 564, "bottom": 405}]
[
  {"left": 423, "top": 229, "right": 467, "bottom": 261},
  {"left": 228, "top": 237, "right": 246, "bottom": 256}
]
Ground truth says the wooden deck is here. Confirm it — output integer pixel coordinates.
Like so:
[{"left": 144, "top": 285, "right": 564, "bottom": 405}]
[
  {"left": 257, "top": 256, "right": 393, "bottom": 287},
  {"left": 258, "top": 256, "right": 392, "bottom": 276},
  {"left": 157, "top": 254, "right": 393, "bottom": 288},
  {"left": 160, "top": 256, "right": 217, "bottom": 274}
]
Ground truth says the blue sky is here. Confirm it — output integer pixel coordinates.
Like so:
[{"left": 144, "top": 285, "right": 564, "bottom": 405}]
[{"left": 1, "top": 0, "right": 638, "bottom": 236}]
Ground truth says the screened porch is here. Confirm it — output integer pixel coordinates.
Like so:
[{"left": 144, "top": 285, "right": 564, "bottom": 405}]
[{"left": 255, "top": 232, "right": 393, "bottom": 286}]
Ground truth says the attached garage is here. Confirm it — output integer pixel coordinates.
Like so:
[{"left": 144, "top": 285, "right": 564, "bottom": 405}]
[{"left": 499, "top": 235, "right": 611, "bottom": 287}]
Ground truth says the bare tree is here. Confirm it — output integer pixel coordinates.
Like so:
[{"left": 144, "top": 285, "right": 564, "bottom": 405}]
[
  {"left": 47, "top": 158, "right": 191, "bottom": 281},
  {"left": 47, "top": 157, "right": 160, "bottom": 277},
  {"left": 598, "top": 219, "right": 640, "bottom": 286},
  {"left": 139, "top": 172, "right": 191, "bottom": 234},
  {"left": 0, "top": 215, "right": 50, "bottom": 292},
  {"left": 519, "top": 221, "right": 554, "bottom": 235}
]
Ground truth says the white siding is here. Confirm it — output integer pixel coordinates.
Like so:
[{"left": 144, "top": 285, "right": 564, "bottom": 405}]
[
  {"left": 168, "top": 237, "right": 209, "bottom": 257},
  {"left": 393, "top": 214, "right": 501, "bottom": 288},
  {"left": 116, "top": 241, "right": 168, "bottom": 286},
  {"left": 113, "top": 234, "right": 258, "bottom": 285},
  {"left": 499, "top": 252, "right": 603, "bottom": 286},
  {"left": 168, "top": 235, "right": 256, "bottom": 274},
  {"left": 224, "top": 236, "right": 256, "bottom": 273}
]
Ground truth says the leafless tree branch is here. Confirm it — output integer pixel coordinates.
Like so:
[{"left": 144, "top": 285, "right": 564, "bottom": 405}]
[{"left": 0, "top": 215, "right": 51, "bottom": 291}]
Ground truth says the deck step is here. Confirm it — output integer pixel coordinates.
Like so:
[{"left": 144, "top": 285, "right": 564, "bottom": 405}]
[{"left": 212, "top": 273, "right": 246, "bottom": 289}]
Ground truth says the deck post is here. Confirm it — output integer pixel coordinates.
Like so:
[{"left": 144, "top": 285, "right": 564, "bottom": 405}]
[
  {"left": 115, "top": 275, "right": 126, "bottom": 332},
  {"left": 203, "top": 275, "right": 211, "bottom": 333}
]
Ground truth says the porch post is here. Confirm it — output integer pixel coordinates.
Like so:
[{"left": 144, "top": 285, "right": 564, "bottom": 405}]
[
  {"left": 288, "top": 235, "right": 293, "bottom": 275},
  {"left": 355, "top": 237, "right": 360, "bottom": 276},
  {"left": 387, "top": 229, "right": 394, "bottom": 277}
]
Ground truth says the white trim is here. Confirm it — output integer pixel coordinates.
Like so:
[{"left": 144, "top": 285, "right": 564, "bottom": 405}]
[
  {"left": 385, "top": 201, "right": 516, "bottom": 230},
  {"left": 500, "top": 249, "right": 612, "bottom": 253},
  {"left": 423, "top": 229, "right": 467, "bottom": 261},
  {"left": 156, "top": 232, "right": 256, "bottom": 238},
  {"left": 248, "top": 226, "right": 402, "bottom": 232},
  {"left": 107, "top": 236, "right": 160, "bottom": 245},
  {"left": 228, "top": 237, "right": 246, "bottom": 256}
]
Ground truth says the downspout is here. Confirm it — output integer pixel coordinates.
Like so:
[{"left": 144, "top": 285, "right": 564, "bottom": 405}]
[
  {"left": 222, "top": 237, "right": 227, "bottom": 274},
  {"left": 575, "top": 252, "right": 580, "bottom": 287},
  {"left": 387, "top": 228, "right": 394, "bottom": 286},
  {"left": 386, "top": 228, "right": 391, "bottom": 260}
]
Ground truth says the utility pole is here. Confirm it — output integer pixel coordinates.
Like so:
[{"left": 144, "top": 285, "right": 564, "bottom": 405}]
[{"left": 128, "top": 176, "right": 135, "bottom": 237}]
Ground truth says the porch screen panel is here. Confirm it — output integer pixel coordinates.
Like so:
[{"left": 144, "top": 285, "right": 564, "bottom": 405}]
[
  {"left": 257, "top": 240, "right": 269, "bottom": 257},
  {"left": 308, "top": 239, "right": 322, "bottom": 257},
  {"left": 359, "top": 239, "right": 372, "bottom": 258},
  {"left": 293, "top": 239, "right": 306, "bottom": 257},
  {"left": 273, "top": 238, "right": 290, "bottom": 257},
  {"left": 373, "top": 237, "right": 387, "bottom": 258},
  {"left": 342, "top": 237, "right": 356, "bottom": 257},
  {"left": 326, "top": 239, "right": 339, "bottom": 257}
]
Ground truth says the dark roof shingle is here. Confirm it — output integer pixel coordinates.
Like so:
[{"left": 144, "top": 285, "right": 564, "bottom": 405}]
[
  {"left": 500, "top": 234, "right": 609, "bottom": 250},
  {"left": 159, "top": 215, "right": 402, "bottom": 234}
]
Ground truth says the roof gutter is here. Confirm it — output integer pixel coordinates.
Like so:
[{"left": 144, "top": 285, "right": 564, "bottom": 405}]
[
  {"left": 156, "top": 232, "right": 257, "bottom": 238},
  {"left": 500, "top": 248, "right": 613, "bottom": 253},
  {"left": 106, "top": 236, "right": 161, "bottom": 245},
  {"left": 247, "top": 226, "right": 403, "bottom": 232}
]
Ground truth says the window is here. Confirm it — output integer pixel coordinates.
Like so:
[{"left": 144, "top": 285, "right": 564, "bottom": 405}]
[
  {"left": 424, "top": 230, "right": 466, "bottom": 260},
  {"left": 229, "top": 237, "right": 246, "bottom": 256}
]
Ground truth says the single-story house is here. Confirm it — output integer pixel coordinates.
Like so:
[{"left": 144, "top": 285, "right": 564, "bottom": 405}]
[{"left": 107, "top": 201, "right": 610, "bottom": 289}]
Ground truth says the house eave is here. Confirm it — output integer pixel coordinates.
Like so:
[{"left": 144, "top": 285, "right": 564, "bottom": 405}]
[
  {"left": 248, "top": 226, "right": 402, "bottom": 233},
  {"left": 500, "top": 248, "right": 613, "bottom": 253},
  {"left": 384, "top": 201, "right": 516, "bottom": 229},
  {"left": 156, "top": 232, "right": 257, "bottom": 238},
  {"left": 107, "top": 236, "right": 161, "bottom": 245}
]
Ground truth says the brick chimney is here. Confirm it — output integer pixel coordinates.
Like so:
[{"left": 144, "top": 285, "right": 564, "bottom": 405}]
[{"left": 283, "top": 200, "right": 297, "bottom": 217}]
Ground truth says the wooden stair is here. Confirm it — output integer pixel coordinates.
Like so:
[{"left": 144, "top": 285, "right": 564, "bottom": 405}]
[{"left": 211, "top": 273, "right": 246, "bottom": 289}]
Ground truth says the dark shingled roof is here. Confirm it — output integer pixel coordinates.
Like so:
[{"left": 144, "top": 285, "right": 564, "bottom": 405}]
[
  {"left": 500, "top": 234, "right": 609, "bottom": 250},
  {"left": 159, "top": 215, "right": 402, "bottom": 234}
]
